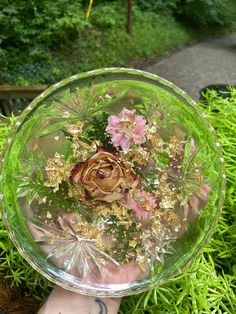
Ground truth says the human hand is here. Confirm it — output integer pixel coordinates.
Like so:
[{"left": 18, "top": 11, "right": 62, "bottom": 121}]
[{"left": 30, "top": 214, "right": 147, "bottom": 314}]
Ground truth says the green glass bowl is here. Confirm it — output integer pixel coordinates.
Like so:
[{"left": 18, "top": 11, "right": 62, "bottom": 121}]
[{"left": 0, "top": 68, "right": 225, "bottom": 297}]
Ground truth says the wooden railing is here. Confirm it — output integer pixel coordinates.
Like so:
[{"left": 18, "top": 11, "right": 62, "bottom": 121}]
[{"left": 0, "top": 84, "right": 47, "bottom": 116}]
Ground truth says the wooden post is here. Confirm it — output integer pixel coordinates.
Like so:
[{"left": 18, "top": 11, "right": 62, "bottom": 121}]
[{"left": 127, "top": 0, "right": 133, "bottom": 34}]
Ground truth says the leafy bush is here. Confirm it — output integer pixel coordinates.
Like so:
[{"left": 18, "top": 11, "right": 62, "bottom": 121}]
[
  {"left": 178, "top": 0, "right": 236, "bottom": 28},
  {"left": 0, "top": 0, "right": 87, "bottom": 55},
  {"left": 2, "top": 5, "right": 194, "bottom": 85},
  {"left": 136, "top": 0, "right": 179, "bottom": 12},
  {"left": 89, "top": 3, "right": 126, "bottom": 29},
  {"left": 135, "top": 0, "right": 236, "bottom": 29}
]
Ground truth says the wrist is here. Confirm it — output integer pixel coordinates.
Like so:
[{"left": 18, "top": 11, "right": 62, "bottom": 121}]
[{"left": 38, "top": 286, "right": 121, "bottom": 314}]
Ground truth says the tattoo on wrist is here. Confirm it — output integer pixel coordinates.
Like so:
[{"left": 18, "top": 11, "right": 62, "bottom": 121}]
[{"left": 95, "top": 298, "right": 108, "bottom": 314}]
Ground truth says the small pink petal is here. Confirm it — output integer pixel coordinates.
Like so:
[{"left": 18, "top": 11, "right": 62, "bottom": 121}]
[
  {"left": 135, "top": 115, "right": 146, "bottom": 127},
  {"left": 129, "top": 199, "right": 152, "bottom": 219},
  {"left": 109, "top": 115, "right": 120, "bottom": 125},
  {"left": 134, "top": 124, "right": 145, "bottom": 133},
  {"left": 120, "top": 139, "right": 132, "bottom": 152},
  {"left": 121, "top": 108, "right": 135, "bottom": 120},
  {"left": 133, "top": 134, "right": 146, "bottom": 144},
  {"left": 128, "top": 190, "right": 157, "bottom": 219},
  {"left": 112, "top": 133, "right": 125, "bottom": 146}
]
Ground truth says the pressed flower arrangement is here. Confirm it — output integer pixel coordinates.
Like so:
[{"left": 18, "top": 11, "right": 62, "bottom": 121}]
[{"left": 0, "top": 69, "right": 225, "bottom": 297}]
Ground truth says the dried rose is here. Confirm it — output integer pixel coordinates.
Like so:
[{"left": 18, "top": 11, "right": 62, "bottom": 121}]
[
  {"left": 106, "top": 108, "right": 146, "bottom": 152},
  {"left": 71, "top": 150, "right": 139, "bottom": 202}
]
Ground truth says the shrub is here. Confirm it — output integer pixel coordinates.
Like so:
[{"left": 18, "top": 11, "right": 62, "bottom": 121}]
[
  {"left": 89, "top": 3, "right": 126, "bottom": 29},
  {"left": 176, "top": 0, "right": 236, "bottom": 28},
  {"left": 0, "top": 0, "right": 87, "bottom": 54},
  {"left": 136, "top": 0, "right": 179, "bottom": 12},
  {"left": 135, "top": 0, "right": 236, "bottom": 29},
  {"left": 2, "top": 4, "right": 194, "bottom": 85}
]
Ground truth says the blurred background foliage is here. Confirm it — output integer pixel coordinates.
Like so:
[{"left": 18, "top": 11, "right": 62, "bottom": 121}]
[{"left": 0, "top": 0, "right": 236, "bottom": 84}]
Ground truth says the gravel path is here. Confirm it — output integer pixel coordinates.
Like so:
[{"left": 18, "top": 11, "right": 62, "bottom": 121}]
[{"left": 144, "top": 33, "right": 236, "bottom": 99}]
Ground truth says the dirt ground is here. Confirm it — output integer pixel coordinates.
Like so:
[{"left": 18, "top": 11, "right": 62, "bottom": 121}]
[{"left": 0, "top": 280, "right": 39, "bottom": 314}]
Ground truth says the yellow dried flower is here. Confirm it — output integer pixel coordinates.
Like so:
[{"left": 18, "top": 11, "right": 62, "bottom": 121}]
[
  {"left": 120, "top": 146, "right": 149, "bottom": 166},
  {"left": 66, "top": 122, "right": 84, "bottom": 137},
  {"left": 168, "top": 135, "right": 183, "bottom": 158},
  {"left": 129, "top": 239, "right": 137, "bottom": 248},
  {"left": 44, "top": 153, "right": 73, "bottom": 192}
]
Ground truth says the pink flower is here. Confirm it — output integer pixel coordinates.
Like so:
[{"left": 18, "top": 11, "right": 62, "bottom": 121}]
[
  {"left": 106, "top": 108, "right": 146, "bottom": 152},
  {"left": 128, "top": 190, "right": 157, "bottom": 219}
]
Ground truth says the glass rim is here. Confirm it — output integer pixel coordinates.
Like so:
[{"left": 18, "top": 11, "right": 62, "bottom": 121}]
[{"left": 0, "top": 67, "right": 226, "bottom": 297}]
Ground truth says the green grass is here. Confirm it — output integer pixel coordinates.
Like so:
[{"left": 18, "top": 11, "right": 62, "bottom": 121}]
[{"left": 0, "top": 88, "right": 236, "bottom": 312}]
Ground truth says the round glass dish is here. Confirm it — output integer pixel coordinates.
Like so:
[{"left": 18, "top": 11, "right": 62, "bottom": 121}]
[{"left": 0, "top": 68, "right": 225, "bottom": 297}]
